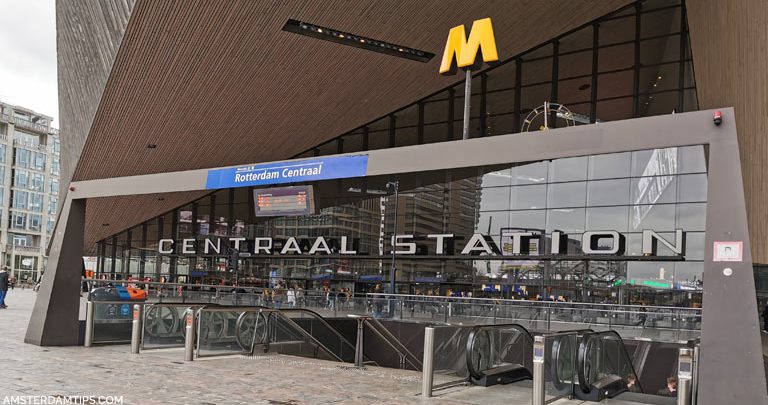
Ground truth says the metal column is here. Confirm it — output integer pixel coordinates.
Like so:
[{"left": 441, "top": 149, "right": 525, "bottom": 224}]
[
  {"left": 84, "top": 301, "right": 94, "bottom": 347},
  {"left": 422, "top": 327, "right": 435, "bottom": 398},
  {"left": 678, "top": 348, "right": 694, "bottom": 405},
  {"left": 130, "top": 303, "right": 143, "bottom": 354},
  {"left": 532, "top": 336, "right": 545, "bottom": 405},
  {"left": 184, "top": 309, "right": 196, "bottom": 361}
]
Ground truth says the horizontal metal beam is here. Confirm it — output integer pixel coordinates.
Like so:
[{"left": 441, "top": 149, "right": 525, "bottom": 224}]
[{"left": 68, "top": 109, "right": 719, "bottom": 200}]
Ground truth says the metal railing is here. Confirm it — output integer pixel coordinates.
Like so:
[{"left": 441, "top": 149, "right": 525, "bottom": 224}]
[{"left": 84, "top": 280, "right": 701, "bottom": 342}]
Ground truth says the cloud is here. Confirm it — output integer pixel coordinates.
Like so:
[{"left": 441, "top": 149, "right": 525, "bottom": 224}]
[{"left": 0, "top": 0, "right": 58, "bottom": 126}]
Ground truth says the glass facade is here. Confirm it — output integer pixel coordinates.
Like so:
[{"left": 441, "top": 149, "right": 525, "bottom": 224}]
[
  {"left": 96, "top": 0, "right": 702, "bottom": 306},
  {"left": 297, "top": 0, "right": 695, "bottom": 159},
  {"left": 97, "top": 145, "right": 707, "bottom": 307}
]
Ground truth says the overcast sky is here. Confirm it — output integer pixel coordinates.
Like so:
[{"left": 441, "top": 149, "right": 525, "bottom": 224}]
[{"left": 0, "top": 0, "right": 58, "bottom": 127}]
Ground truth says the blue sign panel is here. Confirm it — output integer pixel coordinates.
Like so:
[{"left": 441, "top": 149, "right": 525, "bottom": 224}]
[{"left": 205, "top": 155, "right": 369, "bottom": 190}]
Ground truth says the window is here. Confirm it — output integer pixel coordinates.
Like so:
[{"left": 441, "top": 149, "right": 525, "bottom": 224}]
[
  {"left": 31, "top": 173, "right": 44, "bottom": 191},
  {"left": 29, "top": 193, "right": 43, "bottom": 212},
  {"left": 52, "top": 138, "right": 60, "bottom": 155},
  {"left": 13, "top": 112, "right": 29, "bottom": 122},
  {"left": 51, "top": 158, "right": 60, "bottom": 176},
  {"left": 15, "top": 148, "right": 31, "bottom": 168},
  {"left": 47, "top": 218, "right": 55, "bottom": 234},
  {"left": 48, "top": 196, "right": 57, "bottom": 215},
  {"left": 33, "top": 152, "right": 45, "bottom": 171},
  {"left": 14, "top": 129, "right": 39, "bottom": 146},
  {"left": 12, "top": 190, "right": 28, "bottom": 210},
  {"left": 14, "top": 169, "right": 28, "bottom": 188},
  {"left": 29, "top": 214, "right": 42, "bottom": 231},
  {"left": 11, "top": 234, "right": 32, "bottom": 246},
  {"left": 11, "top": 211, "right": 27, "bottom": 229},
  {"left": 0, "top": 144, "right": 6, "bottom": 164},
  {"left": 49, "top": 178, "right": 58, "bottom": 195},
  {"left": 0, "top": 166, "right": 5, "bottom": 185}
]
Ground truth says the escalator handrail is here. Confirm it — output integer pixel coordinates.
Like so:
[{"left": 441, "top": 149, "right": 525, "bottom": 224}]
[
  {"left": 466, "top": 323, "right": 533, "bottom": 380},
  {"left": 576, "top": 330, "right": 643, "bottom": 394},
  {"left": 263, "top": 311, "right": 345, "bottom": 362},
  {"left": 364, "top": 318, "right": 423, "bottom": 370},
  {"left": 278, "top": 308, "right": 358, "bottom": 353}
]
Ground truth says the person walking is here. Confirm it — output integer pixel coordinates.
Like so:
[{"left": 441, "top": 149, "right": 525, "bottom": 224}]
[
  {"left": 0, "top": 267, "right": 9, "bottom": 308},
  {"left": 273, "top": 281, "right": 286, "bottom": 309}
]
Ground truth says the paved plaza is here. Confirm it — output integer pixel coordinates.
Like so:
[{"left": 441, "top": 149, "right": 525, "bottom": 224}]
[{"left": 1, "top": 289, "right": 653, "bottom": 404}]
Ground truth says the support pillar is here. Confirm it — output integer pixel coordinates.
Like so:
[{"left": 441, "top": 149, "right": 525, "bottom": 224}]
[{"left": 25, "top": 197, "right": 86, "bottom": 346}]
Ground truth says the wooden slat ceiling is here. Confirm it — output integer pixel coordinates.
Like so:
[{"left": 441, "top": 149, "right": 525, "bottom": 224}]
[{"left": 79, "top": 0, "right": 632, "bottom": 250}]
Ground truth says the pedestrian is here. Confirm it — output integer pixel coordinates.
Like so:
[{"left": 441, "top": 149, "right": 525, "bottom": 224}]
[
  {"left": 0, "top": 267, "right": 9, "bottom": 309},
  {"left": 273, "top": 281, "right": 286, "bottom": 309},
  {"left": 657, "top": 377, "right": 677, "bottom": 397},
  {"left": 9, "top": 273, "right": 16, "bottom": 290},
  {"left": 372, "top": 285, "right": 384, "bottom": 319},
  {"left": 287, "top": 285, "right": 296, "bottom": 308},
  {"left": 636, "top": 304, "right": 648, "bottom": 327},
  {"left": 626, "top": 374, "right": 640, "bottom": 393}
]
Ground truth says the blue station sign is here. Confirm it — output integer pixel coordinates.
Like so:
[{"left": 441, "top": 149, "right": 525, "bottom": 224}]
[{"left": 205, "top": 155, "right": 369, "bottom": 189}]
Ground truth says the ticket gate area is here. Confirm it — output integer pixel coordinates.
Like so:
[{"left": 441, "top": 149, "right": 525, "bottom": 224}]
[{"left": 86, "top": 301, "right": 697, "bottom": 404}]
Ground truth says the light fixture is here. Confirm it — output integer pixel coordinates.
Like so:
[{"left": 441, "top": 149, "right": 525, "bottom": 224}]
[
  {"left": 282, "top": 19, "right": 434, "bottom": 63},
  {"left": 147, "top": 144, "right": 157, "bottom": 149},
  {"left": 101, "top": 223, "right": 110, "bottom": 226}
]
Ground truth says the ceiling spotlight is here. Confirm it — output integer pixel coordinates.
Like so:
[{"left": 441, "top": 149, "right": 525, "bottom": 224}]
[
  {"left": 102, "top": 223, "right": 110, "bottom": 226},
  {"left": 147, "top": 144, "right": 157, "bottom": 149},
  {"left": 282, "top": 19, "right": 434, "bottom": 63}
]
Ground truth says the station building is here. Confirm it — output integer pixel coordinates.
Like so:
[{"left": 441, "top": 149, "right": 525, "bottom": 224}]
[{"left": 26, "top": 0, "right": 768, "bottom": 402}]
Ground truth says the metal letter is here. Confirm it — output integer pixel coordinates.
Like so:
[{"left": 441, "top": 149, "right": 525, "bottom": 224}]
[
  {"left": 253, "top": 237, "right": 272, "bottom": 254},
  {"left": 158, "top": 239, "right": 174, "bottom": 254},
  {"left": 181, "top": 239, "right": 195, "bottom": 254},
  {"left": 582, "top": 231, "right": 624, "bottom": 254},
  {"left": 309, "top": 237, "right": 332, "bottom": 254},
  {"left": 280, "top": 237, "right": 302, "bottom": 255},
  {"left": 642, "top": 229, "right": 685, "bottom": 256},
  {"left": 340, "top": 236, "right": 357, "bottom": 254},
  {"left": 461, "top": 233, "right": 495, "bottom": 255},
  {"left": 203, "top": 238, "right": 221, "bottom": 254},
  {"left": 427, "top": 234, "right": 454, "bottom": 254},
  {"left": 391, "top": 234, "right": 416, "bottom": 255}
]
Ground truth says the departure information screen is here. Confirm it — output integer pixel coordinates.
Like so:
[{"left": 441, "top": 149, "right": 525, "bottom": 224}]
[{"left": 254, "top": 186, "right": 315, "bottom": 217}]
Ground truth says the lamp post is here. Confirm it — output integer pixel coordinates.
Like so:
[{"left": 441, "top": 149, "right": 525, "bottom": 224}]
[{"left": 386, "top": 181, "right": 399, "bottom": 295}]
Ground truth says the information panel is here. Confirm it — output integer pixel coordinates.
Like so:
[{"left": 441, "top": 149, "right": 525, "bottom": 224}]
[
  {"left": 205, "top": 155, "right": 368, "bottom": 189},
  {"left": 254, "top": 186, "right": 315, "bottom": 217}
]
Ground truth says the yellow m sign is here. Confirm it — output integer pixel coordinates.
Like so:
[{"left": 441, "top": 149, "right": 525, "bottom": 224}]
[{"left": 439, "top": 18, "right": 499, "bottom": 75}]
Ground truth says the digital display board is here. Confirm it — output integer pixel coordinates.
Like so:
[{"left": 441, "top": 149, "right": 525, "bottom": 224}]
[{"left": 254, "top": 186, "right": 315, "bottom": 217}]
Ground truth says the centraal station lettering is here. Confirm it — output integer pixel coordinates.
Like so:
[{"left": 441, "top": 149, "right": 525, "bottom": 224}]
[{"left": 158, "top": 229, "right": 685, "bottom": 258}]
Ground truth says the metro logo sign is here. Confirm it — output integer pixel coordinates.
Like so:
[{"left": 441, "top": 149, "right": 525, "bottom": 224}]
[{"left": 439, "top": 18, "right": 499, "bottom": 75}]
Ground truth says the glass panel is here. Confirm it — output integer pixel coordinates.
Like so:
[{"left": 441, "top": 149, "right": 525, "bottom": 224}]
[
  {"left": 547, "top": 182, "right": 586, "bottom": 208},
  {"left": 587, "top": 179, "right": 630, "bottom": 206},
  {"left": 548, "top": 157, "right": 587, "bottom": 183}
]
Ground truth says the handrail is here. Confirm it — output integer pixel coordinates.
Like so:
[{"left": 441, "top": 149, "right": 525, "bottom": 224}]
[
  {"left": 363, "top": 318, "right": 422, "bottom": 370},
  {"left": 576, "top": 330, "right": 643, "bottom": 394},
  {"left": 279, "top": 308, "right": 357, "bottom": 353},
  {"left": 366, "top": 292, "right": 702, "bottom": 312},
  {"left": 466, "top": 323, "right": 533, "bottom": 380},
  {"left": 264, "top": 310, "right": 345, "bottom": 363}
]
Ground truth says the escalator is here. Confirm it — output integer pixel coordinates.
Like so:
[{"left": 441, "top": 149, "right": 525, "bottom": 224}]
[
  {"left": 361, "top": 317, "right": 423, "bottom": 370},
  {"left": 575, "top": 330, "right": 642, "bottom": 401},
  {"left": 233, "top": 308, "right": 354, "bottom": 362},
  {"left": 466, "top": 324, "right": 533, "bottom": 387}
]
